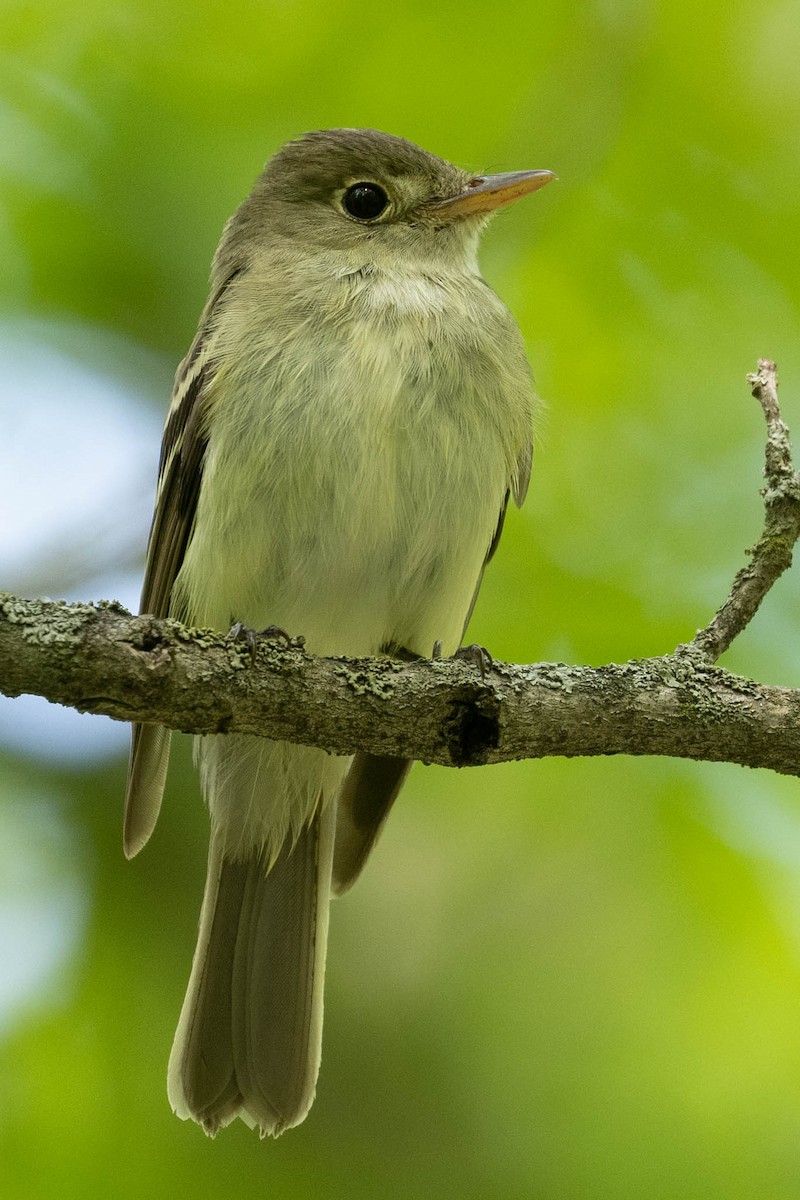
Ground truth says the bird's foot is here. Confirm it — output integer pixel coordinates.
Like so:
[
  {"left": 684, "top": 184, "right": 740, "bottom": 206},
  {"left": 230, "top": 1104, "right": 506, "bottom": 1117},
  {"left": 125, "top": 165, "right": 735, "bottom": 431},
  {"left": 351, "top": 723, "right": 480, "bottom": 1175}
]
[
  {"left": 431, "top": 640, "right": 493, "bottom": 679},
  {"left": 454, "top": 643, "right": 493, "bottom": 678},
  {"left": 227, "top": 621, "right": 295, "bottom": 663}
]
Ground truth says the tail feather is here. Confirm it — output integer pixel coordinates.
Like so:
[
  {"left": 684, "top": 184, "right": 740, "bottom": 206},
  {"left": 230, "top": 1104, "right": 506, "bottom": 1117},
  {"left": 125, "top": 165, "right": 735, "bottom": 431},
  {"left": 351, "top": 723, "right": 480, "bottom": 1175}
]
[
  {"left": 124, "top": 724, "right": 171, "bottom": 859},
  {"left": 169, "top": 853, "right": 248, "bottom": 1133},
  {"left": 332, "top": 752, "right": 410, "bottom": 895},
  {"left": 168, "top": 805, "right": 334, "bottom": 1136}
]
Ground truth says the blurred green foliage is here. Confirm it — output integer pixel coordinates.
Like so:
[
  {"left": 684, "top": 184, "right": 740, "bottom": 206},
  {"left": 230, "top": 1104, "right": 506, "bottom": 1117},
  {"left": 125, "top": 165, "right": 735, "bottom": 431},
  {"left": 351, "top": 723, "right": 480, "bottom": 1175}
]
[{"left": 3, "top": 1, "right": 800, "bottom": 1197}]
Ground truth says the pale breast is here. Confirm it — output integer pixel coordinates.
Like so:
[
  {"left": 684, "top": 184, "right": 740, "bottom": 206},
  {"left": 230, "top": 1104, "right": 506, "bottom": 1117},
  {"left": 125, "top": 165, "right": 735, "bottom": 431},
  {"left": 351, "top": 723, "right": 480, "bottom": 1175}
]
[{"left": 175, "top": 264, "right": 533, "bottom": 657}]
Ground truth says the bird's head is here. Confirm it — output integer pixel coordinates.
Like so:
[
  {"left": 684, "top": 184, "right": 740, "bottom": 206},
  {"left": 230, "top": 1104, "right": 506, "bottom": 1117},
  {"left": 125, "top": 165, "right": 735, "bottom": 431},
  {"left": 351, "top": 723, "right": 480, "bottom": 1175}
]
[{"left": 219, "top": 127, "right": 555, "bottom": 275}]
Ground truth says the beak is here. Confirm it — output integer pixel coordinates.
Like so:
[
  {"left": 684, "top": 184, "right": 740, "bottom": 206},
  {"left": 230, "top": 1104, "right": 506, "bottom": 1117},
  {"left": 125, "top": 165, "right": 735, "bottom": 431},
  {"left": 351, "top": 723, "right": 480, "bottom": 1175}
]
[{"left": 430, "top": 169, "right": 557, "bottom": 218}]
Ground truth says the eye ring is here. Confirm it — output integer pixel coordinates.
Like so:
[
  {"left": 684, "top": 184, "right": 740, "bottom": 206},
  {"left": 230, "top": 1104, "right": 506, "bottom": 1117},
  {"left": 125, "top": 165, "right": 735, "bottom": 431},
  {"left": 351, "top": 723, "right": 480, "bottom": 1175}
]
[{"left": 341, "top": 182, "right": 390, "bottom": 222}]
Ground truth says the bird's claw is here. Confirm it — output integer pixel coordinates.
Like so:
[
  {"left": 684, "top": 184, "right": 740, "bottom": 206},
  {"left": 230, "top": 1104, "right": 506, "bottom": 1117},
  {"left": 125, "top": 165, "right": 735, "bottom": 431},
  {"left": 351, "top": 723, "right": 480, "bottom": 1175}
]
[
  {"left": 227, "top": 621, "right": 295, "bottom": 663},
  {"left": 260, "top": 624, "right": 293, "bottom": 644},
  {"left": 453, "top": 643, "right": 493, "bottom": 679},
  {"left": 227, "top": 621, "right": 259, "bottom": 662},
  {"left": 431, "top": 640, "right": 493, "bottom": 678}
]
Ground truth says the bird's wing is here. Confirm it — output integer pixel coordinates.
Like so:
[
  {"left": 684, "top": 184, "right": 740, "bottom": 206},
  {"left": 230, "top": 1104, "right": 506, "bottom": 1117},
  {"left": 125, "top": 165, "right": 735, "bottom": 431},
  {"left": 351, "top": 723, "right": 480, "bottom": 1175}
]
[
  {"left": 512, "top": 435, "right": 532, "bottom": 509},
  {"left": 331, "top": 755, "right": 411, "bottom": 896},
  {"left": 461, "top": 433, "right": 533, "bottom": 635},
  {"left": 123, "top": 269, "right": 242, "bottom": 858},
  {"left": 331, "top": 436, "right": 533, "bottom": 895}
]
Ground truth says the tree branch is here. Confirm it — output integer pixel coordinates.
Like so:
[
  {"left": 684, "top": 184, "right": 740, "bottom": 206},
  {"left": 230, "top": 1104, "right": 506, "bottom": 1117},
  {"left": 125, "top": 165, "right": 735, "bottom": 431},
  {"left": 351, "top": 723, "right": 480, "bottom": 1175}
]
[
  {"left": 2, "top": 361, "right": 800, "bottom": 780},
  {"left": 1, "top": 594, "right": 800, "bottom": 777},
  {"left": 690, "top": 360, "right": 800, "bottom": 660}
]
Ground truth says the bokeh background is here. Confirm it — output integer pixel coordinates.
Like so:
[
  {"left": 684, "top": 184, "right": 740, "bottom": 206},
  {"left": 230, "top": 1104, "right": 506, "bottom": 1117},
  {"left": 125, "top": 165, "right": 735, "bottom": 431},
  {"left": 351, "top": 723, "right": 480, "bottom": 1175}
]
[{"left": 3, "top": 2, "right": 800, "bottom": 1197}]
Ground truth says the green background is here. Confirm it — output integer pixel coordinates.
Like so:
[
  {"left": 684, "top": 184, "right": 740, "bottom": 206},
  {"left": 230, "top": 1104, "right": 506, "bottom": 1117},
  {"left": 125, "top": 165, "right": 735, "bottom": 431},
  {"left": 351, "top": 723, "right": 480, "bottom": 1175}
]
[{"left": 3, "top": 1, "right": 800, "bottom": 1197}]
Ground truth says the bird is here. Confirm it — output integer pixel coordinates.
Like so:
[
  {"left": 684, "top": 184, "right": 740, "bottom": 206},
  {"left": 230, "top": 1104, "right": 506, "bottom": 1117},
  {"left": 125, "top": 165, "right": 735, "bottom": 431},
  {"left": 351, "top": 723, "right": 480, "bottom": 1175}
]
[{"left": 123, "top": 127, "right": 554, "bottom": 1137}]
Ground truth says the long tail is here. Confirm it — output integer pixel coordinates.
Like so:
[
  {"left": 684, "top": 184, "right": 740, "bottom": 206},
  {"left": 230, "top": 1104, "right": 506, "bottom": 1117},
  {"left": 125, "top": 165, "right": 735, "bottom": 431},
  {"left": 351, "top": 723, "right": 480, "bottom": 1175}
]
[{"left": 167, "top": 803, "right": 335, "bottom": 1136}]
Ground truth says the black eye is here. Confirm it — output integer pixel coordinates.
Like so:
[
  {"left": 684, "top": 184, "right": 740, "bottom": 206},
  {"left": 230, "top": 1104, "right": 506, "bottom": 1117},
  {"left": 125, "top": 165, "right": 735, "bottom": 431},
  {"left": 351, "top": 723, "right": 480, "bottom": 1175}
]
[{"left": 342, "top": 182, "right": 389, "bottom": 221}]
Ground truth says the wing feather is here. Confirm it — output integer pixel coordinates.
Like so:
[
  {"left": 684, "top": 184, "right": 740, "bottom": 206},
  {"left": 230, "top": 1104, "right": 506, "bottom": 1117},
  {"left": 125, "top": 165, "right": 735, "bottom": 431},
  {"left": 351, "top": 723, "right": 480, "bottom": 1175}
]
[{"left": 123, "top": 268, "right": 243, "bottom": 858}]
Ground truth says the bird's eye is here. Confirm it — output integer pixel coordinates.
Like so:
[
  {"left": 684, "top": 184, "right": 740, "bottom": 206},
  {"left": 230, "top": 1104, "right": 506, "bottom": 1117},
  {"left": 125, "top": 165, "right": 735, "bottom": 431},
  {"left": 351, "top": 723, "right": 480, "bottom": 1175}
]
[{"left": 341, "top": 183, "right": 389, "bottom": 221}]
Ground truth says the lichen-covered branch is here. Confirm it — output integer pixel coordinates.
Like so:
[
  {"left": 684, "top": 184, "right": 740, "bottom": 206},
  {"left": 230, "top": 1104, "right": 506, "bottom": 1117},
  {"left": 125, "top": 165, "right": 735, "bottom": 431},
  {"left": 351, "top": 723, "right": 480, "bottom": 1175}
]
[
  {"left": 690, "top": 360, "right": 800, "bottom": 661},
  {"left": 3, "top": 594, "right": 800, "bottom": 778},
  {"left": 3, "top": 361, "right": 800, "bottom": 783}
]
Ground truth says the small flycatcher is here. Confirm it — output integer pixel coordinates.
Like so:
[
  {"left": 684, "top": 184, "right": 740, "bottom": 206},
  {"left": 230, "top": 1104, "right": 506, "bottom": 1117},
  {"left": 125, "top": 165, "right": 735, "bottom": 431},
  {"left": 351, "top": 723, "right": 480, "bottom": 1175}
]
[{"left": 124, "top": 128, "right": 554, "bottom": 1136}]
